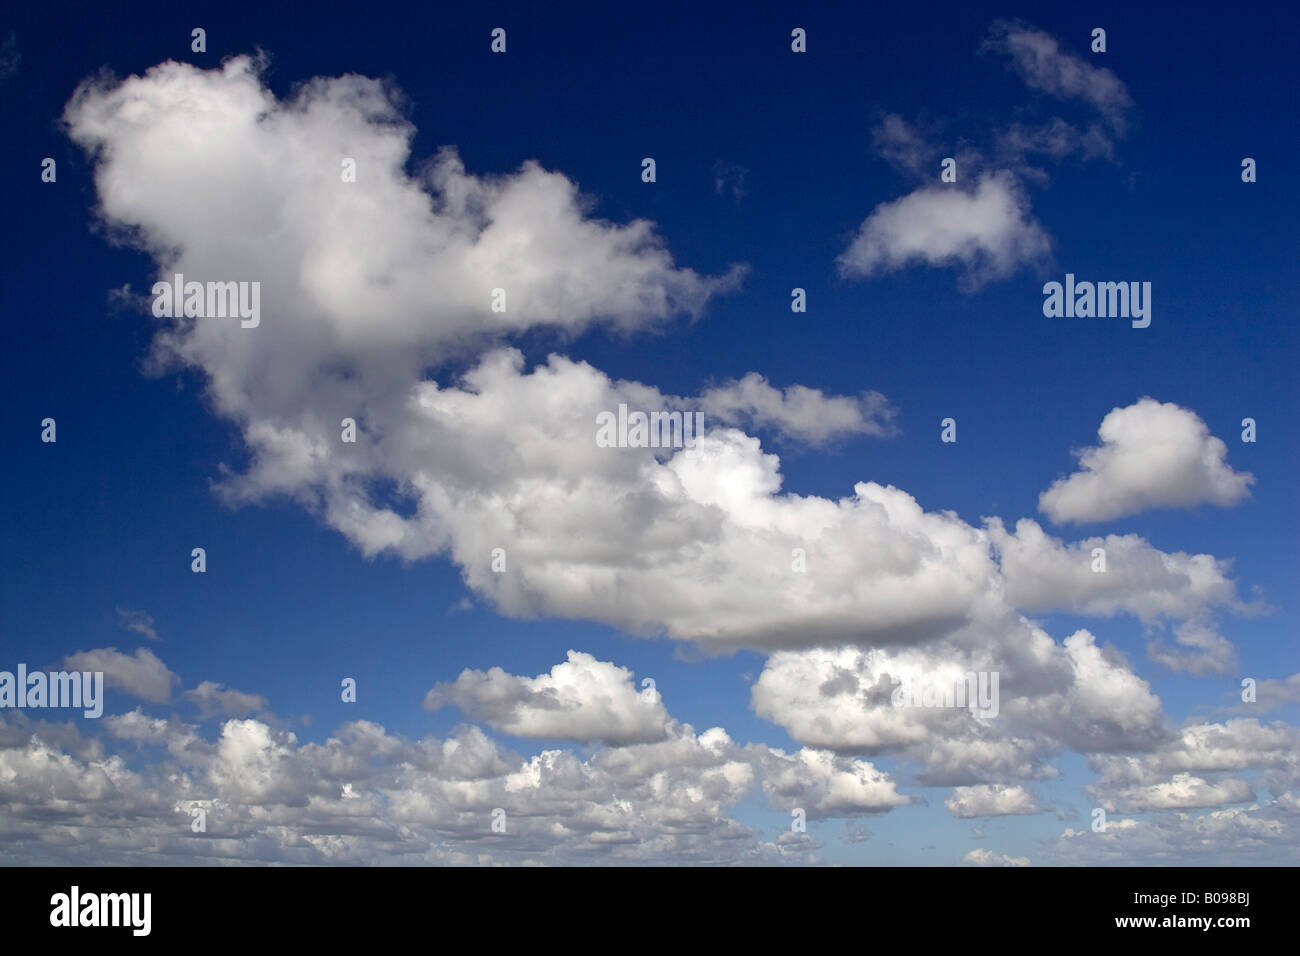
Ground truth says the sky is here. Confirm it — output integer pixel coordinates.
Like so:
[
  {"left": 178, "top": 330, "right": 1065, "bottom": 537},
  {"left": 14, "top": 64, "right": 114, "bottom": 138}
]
[{"left": 1, "top": 1, "right": 1297, "bottom": 866}]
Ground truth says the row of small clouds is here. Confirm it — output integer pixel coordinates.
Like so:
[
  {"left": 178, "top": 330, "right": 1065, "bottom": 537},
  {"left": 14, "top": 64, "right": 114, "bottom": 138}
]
[{"left": 5, "top": 641, "right": 1297, "bottom": 864}]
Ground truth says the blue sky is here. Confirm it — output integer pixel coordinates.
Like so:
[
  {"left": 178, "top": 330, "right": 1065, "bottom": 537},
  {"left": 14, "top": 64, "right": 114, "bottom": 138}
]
[{"left": 1, "top": 1, "right": 1297, "bottom": 865}]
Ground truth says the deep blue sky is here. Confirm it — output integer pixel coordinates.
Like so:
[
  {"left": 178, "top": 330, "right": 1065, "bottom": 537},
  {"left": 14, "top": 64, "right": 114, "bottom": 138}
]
[{"left": 1, "top": 1, "right": 1296, "bottom": 865}]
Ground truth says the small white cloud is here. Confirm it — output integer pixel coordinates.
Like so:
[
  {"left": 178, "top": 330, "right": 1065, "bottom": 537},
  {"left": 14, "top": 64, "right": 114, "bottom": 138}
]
[
  {"left": 62, "top": 647, "right": 179, "bottom": 703},
  {"left": 184, "top": 681, "right": 269, "bottom": 719},
  {"left": 698, "top": 373, "right": 896, "bottom": 445},
  {"left": 945, "top": 784, "right": 1040, "bottom": 818},
  {"left": 424, "top": 650, "right": 672, "bottom": 745},
  {"left": 837, "top": 172, "right": 1051, "bottom": 289},
  {"left": 1039, "top": 398, "right": 1253, "bottom": 524}
]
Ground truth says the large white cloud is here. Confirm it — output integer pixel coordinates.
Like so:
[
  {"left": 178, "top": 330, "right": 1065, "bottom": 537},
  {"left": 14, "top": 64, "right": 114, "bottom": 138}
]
[
  {"left": 65, "top": 58, "right": 1021, "bottom": 655},
  {"left": 62, "top": 58, "right": 1253, "bottom": 665},
  {"left": 1038, "top": 398, "right": 1254, "bottom": 524}
]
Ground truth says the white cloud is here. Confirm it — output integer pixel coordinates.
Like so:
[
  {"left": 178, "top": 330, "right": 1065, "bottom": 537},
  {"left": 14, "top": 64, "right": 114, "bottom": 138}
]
[
  {"left": 751, "top": 620, "right": 1169, "bottom": 788},
  {"left": 697, "top": 373, "right": 896, "bottom": 445},
  {"left": 62, "top": 647, "right": 178, "bottom": 703},
  {"left": 66, "top": 58, "right": 1015, "bottom": 655},
  {"left": 988, "top": 517, "right": 1241, "bottom": 623},
  {"left": 754, "top": 746, "right": 910, "bottom": 818},
  {"left": 1038, "top": 398, "right": 1253, "bottom": 524},
  {"left": 1088, "top": 719, "right": 1300, "bottom": 803},
  {"left": 964, "top": 848, "right": 1030, "bottom": 866},
  {"left": 837, "top": 172, "right": 1051, "bottom": 288},
  {"left": 183, "top": 681, "right": 270, "bottom": 720},
  {"left": 945, "top": 784, "right": 1040, "bottom": 818},
  {"left": 1104, "top": 773, "right": 1255, "bottom": 811},
  {"left": 424, "top": 650, "right": 673, "bottom": 745}
]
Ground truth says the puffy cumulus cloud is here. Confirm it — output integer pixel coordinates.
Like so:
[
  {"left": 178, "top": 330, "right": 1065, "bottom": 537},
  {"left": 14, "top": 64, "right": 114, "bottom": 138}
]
[
  {"left": 65, "top": 57, "right": 742, "bottom": 366},
  {"left": 424, "top": 650, "right": 673, "bottom": 745},
  {"left": 983, "top": 22, "right": 1133, "bottom": 136},
  {"left": 1102, "top": 774, "right": 1255, "bottom": 812},
  {"left": 751, "top": 620, "right": 1169, "bottom": 787},
  {"left": 945, "top": 784, "right": 1040, "bottom": 818},
  {"left": 1038, "top": 399, "right": 1253, "bottom": 524},
  {"left": 230, "top": 347, "right": 1005, "bottom": 653},
  {"left": 183, "top": 681, "right": 270, "bottom": 720},
  {"left": 753, "top": 747, "right": 910, "bottom": 818},
  {"left": 697, "top": 373, "right": 896, "bottom": 446},
  {"left": 836, "top": 172, "right": 1051, "bottom": 289},
  {"left": 1002, "top": 631, "right": 1166, "bottom": 754},
  {"left": 1088, "top": 719, "right": 1300, "bottom": 809},
  {"left": 964, "top": 848, "right": 1030, "bottom": 867},
  {"left": 437, "top": 398, "right": 1010, "bottom": 653},
  {"left": 0, "top": 649, "right": 918, "bottom": 865},
  {"left": 988, "top": 517, "right": 1241, "bottom": 624},
  {"left": 61, "top": 647, "right": 178, "bottom": 703}
]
